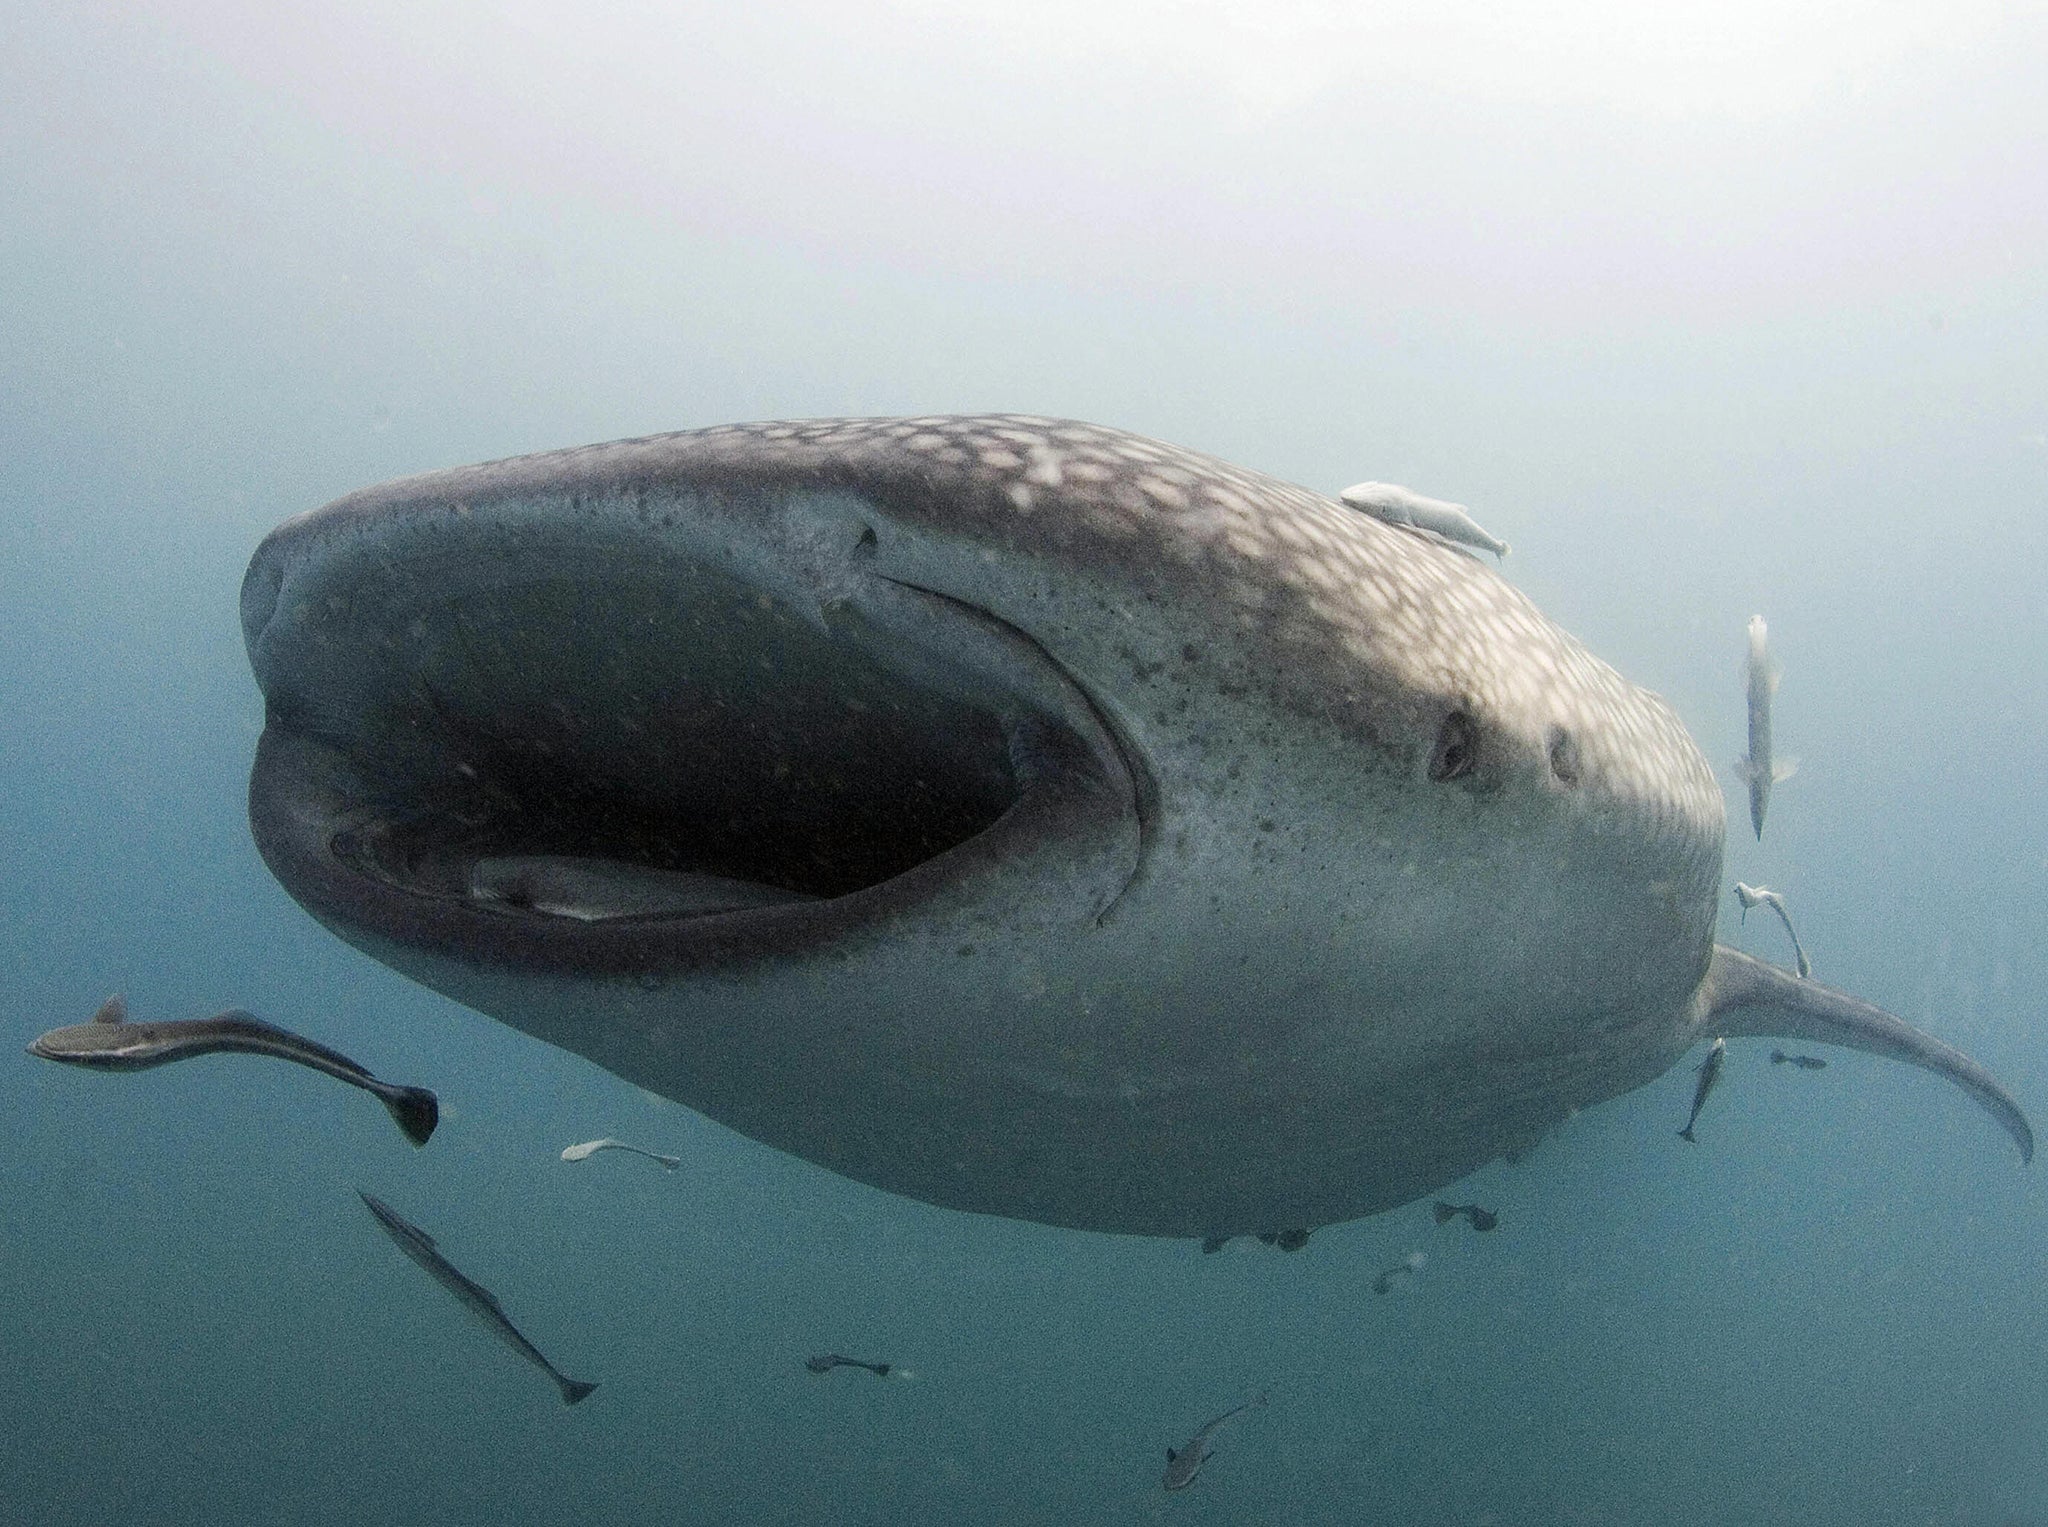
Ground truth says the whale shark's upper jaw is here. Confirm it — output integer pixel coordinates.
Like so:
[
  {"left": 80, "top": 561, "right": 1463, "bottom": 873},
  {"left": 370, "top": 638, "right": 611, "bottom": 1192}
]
[{"left": 242, "top": 473, "right": 1144, "bottom": 978}]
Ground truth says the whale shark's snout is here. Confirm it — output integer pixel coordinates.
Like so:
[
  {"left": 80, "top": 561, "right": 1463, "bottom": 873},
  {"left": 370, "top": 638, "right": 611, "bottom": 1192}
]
[
  {"left": 242, "top": 417, "right": 2027, "bottom": 1236},
  {"left": 244, "top": 465, "right": 1142, "bottom": 983}
]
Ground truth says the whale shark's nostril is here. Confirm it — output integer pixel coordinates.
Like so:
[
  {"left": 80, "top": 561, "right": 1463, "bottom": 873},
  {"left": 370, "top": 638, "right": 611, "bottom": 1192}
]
[
  {"left": 1428, "top": 711, "right": 1477, "bottom": 783},
  {"left": 1547, "top": 725, "right": 1581, "bottom": 786}
]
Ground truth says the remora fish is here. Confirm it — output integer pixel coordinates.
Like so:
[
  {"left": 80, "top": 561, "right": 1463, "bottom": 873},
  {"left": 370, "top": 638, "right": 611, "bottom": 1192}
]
[
  {"left": 240, "top": 417, "right": 2031, "bottom": 1239},
  {"left": 560, "top": 1136, "right": 682, "bottom": 1170},
  {"left": 1338, "top": 480, "right": 1509, "bottom": 559},
  {"left": 1736, "top": 615, "right": 1796, "bottom": 840},
  {"left": 1771, "top": 1050, "right": 1827, "bottom": 1070},
  {"left": 356, "top": 1190, "right": 596, "bottom": 1406},
  {"left": 1734, "top": 882, "right": 1811, "bottom": 979},
  {"left": 1431, "top": 1201, "right": 1499, "bottom": 1231},
  {"left": 1163, "top": 1390, "right": 1268, "bottom": 1491},
  {"left": 28, "top": 995, "right": 437, "bottom": 1146},
  {"left": 1678, "top": 1037, "right": 1726, "bottom": 1142},
  {"left": 1254, "top": 1229, "right": 1310, "bottom": 1251},
  {"left": 804, "top": 1353, "right": 895, "bottom": 1378}
]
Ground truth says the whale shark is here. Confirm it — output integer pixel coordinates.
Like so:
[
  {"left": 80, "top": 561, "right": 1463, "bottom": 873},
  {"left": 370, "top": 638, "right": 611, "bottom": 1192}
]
[{"left": 241, "top": 416, "right": 2031, "bottom": 1238}]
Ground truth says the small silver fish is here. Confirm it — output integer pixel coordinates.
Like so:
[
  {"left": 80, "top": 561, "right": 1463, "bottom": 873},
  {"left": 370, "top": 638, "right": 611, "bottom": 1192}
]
[
  {"left": 1678, "top": 1037, "right": 1726, "bottom": 1143},
  {"left": 560, "top": 1137, "right": 682, "bottom": 1170},
  {"left": 357, "top": 1190, "right": 596, "bottom": 1406},
  {"left": 1735, "top": 616, "right": 1796, "bottom": 840},
  {"left": 28, "top": 996, "right": 437, "bottom": 1146},
  {"left": 1163, "top": 1390, "right": 1268, "bottom": 1491},
  {"left": 1733, "top": 882, "right": 1811, "bottom": 979},
  {"left": 1338, "top": 481, "right": 1510, "bottom": 559}
]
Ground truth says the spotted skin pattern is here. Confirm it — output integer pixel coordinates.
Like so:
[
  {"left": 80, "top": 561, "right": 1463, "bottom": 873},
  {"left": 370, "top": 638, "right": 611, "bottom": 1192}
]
[
  {"left": 311, "top": 413, "right": 1722, "bottom": 887},
  {"left": 255, "top": 414, "right": 2034, "bottom": 1238}
]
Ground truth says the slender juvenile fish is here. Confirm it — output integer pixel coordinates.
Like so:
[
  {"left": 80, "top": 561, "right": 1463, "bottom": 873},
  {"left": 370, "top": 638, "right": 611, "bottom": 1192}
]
[
  {"left": 1163, "top": 1390, "right": 1269, "bottom": 1491},
  {"left": 804, "top": 1353, "right": 896, "bottom": 1378},
  {"left": 1678, "top": 1037, "right": 1727, "bottom": 1142},
  {"left": 560, "top": 1137, "right": 682, "bottom": 1170},
  {"left": 1735, "top": 616, "right": 1796, "bottom": 840},
  {"left": 1431, "top": 1201, "right": 1499, "bottom": 1232},
  {"left": 356, "top": 1190, "right": 596, "bottom": 1406},
  {"left": 28, "top": 996, "right": 438, "bottom": 1146},
  {"left": 1771, "top": 1050, "right": 1828, "bottom": 1071},
  {"left": 1733, "top": 883, "right": 1811, "bottom": 979}
]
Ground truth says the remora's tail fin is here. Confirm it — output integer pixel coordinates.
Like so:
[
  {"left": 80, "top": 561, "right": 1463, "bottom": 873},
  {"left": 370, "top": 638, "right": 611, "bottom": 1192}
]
[
  {"left": 1700, "top": 945, "right": 2032, "bottom": 1164},
  {"left": 378, "top": 1084, "right": 441, "bottom": 1147},
  {"left": 558, "top": 1377, "right": 598, "bottom": 1406}
]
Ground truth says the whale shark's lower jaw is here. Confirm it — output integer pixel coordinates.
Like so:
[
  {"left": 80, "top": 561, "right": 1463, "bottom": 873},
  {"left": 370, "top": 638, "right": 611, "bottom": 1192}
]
[{"left": 243, "top": 493, "right": 1143, "bottom": 980}]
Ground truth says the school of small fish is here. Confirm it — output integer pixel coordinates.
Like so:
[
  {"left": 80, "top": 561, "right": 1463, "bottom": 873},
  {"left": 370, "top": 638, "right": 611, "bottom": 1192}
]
[
  {"left": 21, "top": 571, "right": 1856, "bottom": 1492},
  {"left": 1683, "top": 615, "right": 1830, "bottom": 1146}
]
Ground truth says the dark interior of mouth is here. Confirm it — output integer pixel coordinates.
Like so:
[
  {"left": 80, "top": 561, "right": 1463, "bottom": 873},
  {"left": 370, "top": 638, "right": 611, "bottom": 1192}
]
[{"left": 265, "top": 554, "right": 1026, "bottom": 914}]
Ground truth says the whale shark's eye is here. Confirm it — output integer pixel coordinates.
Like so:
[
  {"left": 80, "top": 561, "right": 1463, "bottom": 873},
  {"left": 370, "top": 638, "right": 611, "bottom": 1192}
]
[
  {"left": 1547, "top": 726, "right": 1581, "bottom": 786},
  {"left": 1428, "top": 711, "right": 1478, "bottom": 783}
]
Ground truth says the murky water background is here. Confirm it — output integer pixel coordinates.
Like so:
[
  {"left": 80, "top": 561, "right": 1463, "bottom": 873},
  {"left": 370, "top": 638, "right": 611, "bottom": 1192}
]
[{"left": 5, "top": 6, "right": 2045, "bottom": 1522}]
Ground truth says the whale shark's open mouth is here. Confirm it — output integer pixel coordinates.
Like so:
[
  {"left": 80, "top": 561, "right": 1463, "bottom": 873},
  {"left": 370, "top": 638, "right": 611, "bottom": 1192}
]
[{"left": 243, "top": 493, "right": 1143, "bottom": 977}]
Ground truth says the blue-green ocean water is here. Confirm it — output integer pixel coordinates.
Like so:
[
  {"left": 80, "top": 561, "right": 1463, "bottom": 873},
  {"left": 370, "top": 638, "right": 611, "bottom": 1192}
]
[{"left": 5, "top": 7, "right": 2046, "bottom": 1523}]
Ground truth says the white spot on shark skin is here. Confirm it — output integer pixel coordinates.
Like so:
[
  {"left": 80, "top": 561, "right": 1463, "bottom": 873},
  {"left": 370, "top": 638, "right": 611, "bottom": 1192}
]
[{"left": 1024, "top": 444, "right": 1065, "bottom": 487}]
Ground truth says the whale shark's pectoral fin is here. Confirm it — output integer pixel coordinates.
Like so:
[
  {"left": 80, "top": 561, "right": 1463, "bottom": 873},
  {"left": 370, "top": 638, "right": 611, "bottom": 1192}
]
[{"left": 1700, "top": 945, "right": 2033, "bottom": 1164}]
